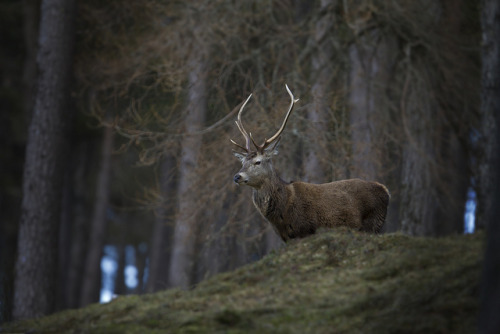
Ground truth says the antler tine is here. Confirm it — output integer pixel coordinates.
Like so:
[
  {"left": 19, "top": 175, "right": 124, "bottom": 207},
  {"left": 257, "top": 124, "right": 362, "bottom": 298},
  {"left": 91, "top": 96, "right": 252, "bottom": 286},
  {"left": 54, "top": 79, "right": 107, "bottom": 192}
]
[
  {"left": 230, "top": 139, "right": 248, "bottom": 153},
  {"left": 234, "top": 120, "right": 250, "bottom": 150},
  {"left": 231, "top": 93, "right": 253, "bottom": 152},
  {"left": 261, "top": 84, "right": 299, "bottom": 150},
  {"left": 249, "top": 132, "right": 260, "bottom": 150}
]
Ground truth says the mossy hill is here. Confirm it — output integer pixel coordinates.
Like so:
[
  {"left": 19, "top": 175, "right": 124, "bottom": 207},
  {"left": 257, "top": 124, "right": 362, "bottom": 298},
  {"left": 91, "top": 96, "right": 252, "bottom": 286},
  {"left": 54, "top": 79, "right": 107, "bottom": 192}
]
[{"left": 2, "top": 229, "right": 483, "bottom": 333}]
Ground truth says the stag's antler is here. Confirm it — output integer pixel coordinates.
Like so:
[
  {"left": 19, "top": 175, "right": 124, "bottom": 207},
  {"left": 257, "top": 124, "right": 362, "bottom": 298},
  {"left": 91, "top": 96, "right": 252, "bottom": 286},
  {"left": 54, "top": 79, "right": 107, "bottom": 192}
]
[
  {"left": 231, "top": 84, "right": 299, "bottom": 153},
  {"left": 230, "top": 94, "right": 253, "bottom": 152},
  {"left": 256, "top": 84, "right": 299, "bottom": 152}
]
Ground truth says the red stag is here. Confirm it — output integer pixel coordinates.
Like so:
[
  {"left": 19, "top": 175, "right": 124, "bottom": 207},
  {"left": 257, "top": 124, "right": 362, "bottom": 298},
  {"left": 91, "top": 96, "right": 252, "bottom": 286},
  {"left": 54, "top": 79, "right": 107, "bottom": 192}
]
[{"left": 231, "top": 85, "right": 390, "bottom": 242}]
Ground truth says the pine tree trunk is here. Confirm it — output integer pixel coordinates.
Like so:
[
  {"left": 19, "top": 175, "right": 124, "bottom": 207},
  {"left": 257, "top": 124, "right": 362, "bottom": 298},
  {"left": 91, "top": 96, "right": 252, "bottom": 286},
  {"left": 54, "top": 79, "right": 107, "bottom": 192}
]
[
  {"left": 303, "top": 0, "right": 336, "bottom": 183},
  {"left": 198, "top": 199, "right": 238, "bottom": 280},
  {"left": 56, "top": 158, "right": 74, "bottom": 310},
  {"left": 65, "top": 142, "right": 92, "bottom": 309},
  {"left": 399, "top": 0, "right": 470, "bottom": 236},
  {"left": 479, "top": 0, "right": 500, "bottom": 332},
  {"left": 398, "top": 59, "right": 439, "bottom": 236},
  {"left": 134, "top": 244, "right": 147, "bottom": 294},
  {"left": 436, "top": 0, "right": 469, "bottom": 235},
  {"left": 80, "top": 125, "right": 114, "bottom": 306},
  {"left": 0, "top": 2, "right": 39, "bottom": 317},
  {"left": 477, "top": 2, "right": 499, "bottom": 231},
  {"left": 114, "top": 244, "right": 127, "bottom": 295},
  {"left": 22, "top": 0, "right": 40, "bottom": 122},
  {"left": 398, "top": 67, "right": 467, "bottom": 236},
  {"left": 348, "top": 30, "right": 397, "bottom": 180},
  {"left": 146, "top": 155, "right": 176, "bottom": 292},
  {"left": 347, "top": 22, "right": 399, "bottom": 232},
  {"left": 168, "top": 56, "right": 208, "bottom": 288},
  {"left": 13, "top": 0, "right": 76, "bottom": 320}
]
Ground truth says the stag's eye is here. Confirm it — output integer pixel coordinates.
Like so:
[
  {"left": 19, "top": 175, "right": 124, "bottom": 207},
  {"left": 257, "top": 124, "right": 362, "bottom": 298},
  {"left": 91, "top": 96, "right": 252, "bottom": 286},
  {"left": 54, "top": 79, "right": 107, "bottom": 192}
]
[{"left": 254, "top": 160, "right": 261, "bottom": 165}]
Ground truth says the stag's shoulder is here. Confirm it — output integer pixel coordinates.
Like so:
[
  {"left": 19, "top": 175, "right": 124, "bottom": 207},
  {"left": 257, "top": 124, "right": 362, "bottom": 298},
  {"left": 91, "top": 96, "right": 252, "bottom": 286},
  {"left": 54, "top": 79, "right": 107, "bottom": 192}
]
[
  {"left": 338, "top": 178, "right": 389, "bottom": 194},
  {"left": 287, "top": 180, "right": 346, "bottom": 200},
  {"left": 289, "top": 178, "right": 389, "bottom": 198}
]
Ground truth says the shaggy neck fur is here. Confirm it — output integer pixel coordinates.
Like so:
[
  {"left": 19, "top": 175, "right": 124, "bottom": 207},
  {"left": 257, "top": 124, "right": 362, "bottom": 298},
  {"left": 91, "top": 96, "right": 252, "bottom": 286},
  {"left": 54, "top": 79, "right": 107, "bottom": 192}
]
[{"left": 251, "top": 170, "right": 289, "bottom": 229}]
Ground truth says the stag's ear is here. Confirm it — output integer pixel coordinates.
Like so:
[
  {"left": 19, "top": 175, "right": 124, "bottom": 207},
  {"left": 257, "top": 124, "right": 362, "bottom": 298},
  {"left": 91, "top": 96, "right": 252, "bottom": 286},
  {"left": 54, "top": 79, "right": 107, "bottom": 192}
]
[
  {"left": 264, "top": 137, "right": 281, "bottom": 158},
  {"left": 233, "top": 151, "right": 246, "bottom": 162}
]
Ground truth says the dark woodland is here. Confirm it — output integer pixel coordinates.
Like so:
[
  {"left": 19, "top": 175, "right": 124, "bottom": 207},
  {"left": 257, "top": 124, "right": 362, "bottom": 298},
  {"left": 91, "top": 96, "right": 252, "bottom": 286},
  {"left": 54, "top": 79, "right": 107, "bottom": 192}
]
[{"left": 0, "top": 0, "right": 498, "bottom": 331}]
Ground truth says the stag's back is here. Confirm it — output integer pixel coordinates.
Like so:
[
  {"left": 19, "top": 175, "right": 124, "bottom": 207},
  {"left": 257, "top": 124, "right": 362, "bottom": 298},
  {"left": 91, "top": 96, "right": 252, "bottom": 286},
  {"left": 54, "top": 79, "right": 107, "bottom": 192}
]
[{"left": 283, "top": 178, "right": 389, "bottom": 237}]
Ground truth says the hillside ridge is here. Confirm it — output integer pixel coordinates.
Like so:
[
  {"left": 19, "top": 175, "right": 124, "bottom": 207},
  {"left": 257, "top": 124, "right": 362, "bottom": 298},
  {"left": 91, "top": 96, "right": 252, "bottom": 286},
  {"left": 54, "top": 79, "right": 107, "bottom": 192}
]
[{"left": 2, "top": 229, "right": 483, "bottom": 333}]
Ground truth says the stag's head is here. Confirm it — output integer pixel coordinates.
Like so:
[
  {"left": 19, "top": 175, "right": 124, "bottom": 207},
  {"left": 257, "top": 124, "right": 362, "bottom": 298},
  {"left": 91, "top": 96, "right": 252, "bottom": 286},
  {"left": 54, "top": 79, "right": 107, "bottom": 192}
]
[{"left": 232, "top": 85, "right": 299, "bottom": 188}]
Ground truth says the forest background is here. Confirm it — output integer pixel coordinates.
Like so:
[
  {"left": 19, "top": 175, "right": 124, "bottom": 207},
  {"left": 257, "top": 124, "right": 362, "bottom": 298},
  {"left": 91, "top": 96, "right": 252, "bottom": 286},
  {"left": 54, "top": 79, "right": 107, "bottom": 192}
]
[{"left": 0, "top": 0, "right": 498, "bottom": 326}]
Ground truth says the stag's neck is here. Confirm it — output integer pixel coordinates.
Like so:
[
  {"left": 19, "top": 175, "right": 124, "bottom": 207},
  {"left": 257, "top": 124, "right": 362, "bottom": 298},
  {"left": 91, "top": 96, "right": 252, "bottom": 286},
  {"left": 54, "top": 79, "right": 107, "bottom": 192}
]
[{"left": 252, "top": 172, "right": 289, "bottom": 221}]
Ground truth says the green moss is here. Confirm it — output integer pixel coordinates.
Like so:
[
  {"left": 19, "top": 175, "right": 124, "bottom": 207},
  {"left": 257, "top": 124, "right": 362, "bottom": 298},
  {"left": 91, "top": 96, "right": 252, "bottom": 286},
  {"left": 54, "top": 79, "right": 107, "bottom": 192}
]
[{"left": 2, "top": 229, "right": 483, "bottom": 333}]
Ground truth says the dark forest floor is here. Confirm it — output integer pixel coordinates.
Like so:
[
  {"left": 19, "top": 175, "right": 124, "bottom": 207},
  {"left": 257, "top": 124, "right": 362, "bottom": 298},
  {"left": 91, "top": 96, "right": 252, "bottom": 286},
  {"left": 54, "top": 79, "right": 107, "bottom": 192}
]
[{"left": 2, "top": 228, "right": 483, "bottom": 333}]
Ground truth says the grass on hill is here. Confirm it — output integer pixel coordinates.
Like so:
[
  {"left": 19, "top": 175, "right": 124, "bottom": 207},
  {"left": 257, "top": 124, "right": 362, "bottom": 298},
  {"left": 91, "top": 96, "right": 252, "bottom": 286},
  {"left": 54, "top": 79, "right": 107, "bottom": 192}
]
[{"left": 2, "top": 228, "right": 483, "bottom": 333}]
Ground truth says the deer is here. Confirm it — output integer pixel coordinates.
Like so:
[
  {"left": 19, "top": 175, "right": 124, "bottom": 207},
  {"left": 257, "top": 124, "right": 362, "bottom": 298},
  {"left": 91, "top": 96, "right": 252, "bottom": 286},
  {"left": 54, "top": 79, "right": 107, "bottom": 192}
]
[{"left": 231, "top": 85, "right": 390, "bottom": 242}]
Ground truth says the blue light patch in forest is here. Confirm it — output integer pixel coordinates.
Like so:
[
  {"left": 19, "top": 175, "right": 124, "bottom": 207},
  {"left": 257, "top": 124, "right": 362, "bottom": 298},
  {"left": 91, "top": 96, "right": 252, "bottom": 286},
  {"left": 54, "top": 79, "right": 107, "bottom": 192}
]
[
  {"left": 464, "top": 188, "right": 476, "bottom": 234},
  {"left": 125, "top": 265, "right": 139, "bottom": 289},
  {"left": 100, "top": 245, "right": 118, "bottom": 303},
  {"left": 124, "top": 245, "right": 138, "bottom": 289}
]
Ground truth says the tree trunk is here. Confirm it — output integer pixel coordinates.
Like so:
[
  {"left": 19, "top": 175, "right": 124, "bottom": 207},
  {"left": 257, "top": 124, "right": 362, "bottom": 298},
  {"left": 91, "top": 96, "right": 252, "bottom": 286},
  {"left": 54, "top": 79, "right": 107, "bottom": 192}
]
[
  {"left": 0, "top": 3, "right": 39, "bottom": 320},
  {"left": 114, "top": 244, "right": 127, "bottom": 295},
  {"left": 348, "top": 30, "right": 397, "bottom": 181},
  {"left": 13, "top": 0, "right": 76, "bottom": 320},
  {"left": 168, "top": 56, "right": 208, "bottom": 288},
  {"left": 398, "top": 56, "right": 441, "bottom": 236},
  {"left": 347, "top": 22, "right": 399, "bottom": 232},
  {"left": 56, "top": 157, "right": 74, "bottom": 310},
  {"left": 146, "top": 155, "right": 176, "bottom": 292},
  {"left": 303, "top": 0, "right": 336, "bottom": 183},
  {"left": 398, "top": 66, "right": 468, "bottom": 236},
  {"left": 436, "top": 0, "right": 470, "bottom": 235},
  {"left": 80, "top": 125, "right": 114, "bottom": 306},
  {"left": 64, "top": 142, "right": 92, "bottom": 309},
  {"left": 479, "top": 0, "right": 500, "bottom": 332},
  {"left": 56, "top": 133, "right": 92, "bottom": 311},
  {"left": 477, "top": 2, "right": 499, "bottom": 231},
  {"left": 134, "top": 244, "right": 147, "bottom": 294},
  {"left": 197, "top": 199, "right": 239, "bottom": 281},
  {"left": 22, "top": 0, "right": 40, "bottom": 122},
  {"left": 399, "top": 0, "right": 470, "bottom": 236}
]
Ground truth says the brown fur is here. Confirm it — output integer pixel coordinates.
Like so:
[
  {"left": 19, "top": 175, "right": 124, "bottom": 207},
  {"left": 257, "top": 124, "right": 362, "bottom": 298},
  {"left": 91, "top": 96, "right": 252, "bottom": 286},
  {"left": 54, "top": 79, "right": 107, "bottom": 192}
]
[
  {"left": 249, "top": 173, "right": 390, "bottom": 242},
  {"left": 232, "top": 86, "right": 389, "bottom": 242}
]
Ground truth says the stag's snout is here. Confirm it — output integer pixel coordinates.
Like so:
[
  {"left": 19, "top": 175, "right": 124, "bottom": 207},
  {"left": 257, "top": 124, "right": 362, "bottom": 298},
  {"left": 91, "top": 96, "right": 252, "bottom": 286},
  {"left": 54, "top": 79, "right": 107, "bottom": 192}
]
[{"left": 233, "top": 173, "right": 248, "bottom": 185}]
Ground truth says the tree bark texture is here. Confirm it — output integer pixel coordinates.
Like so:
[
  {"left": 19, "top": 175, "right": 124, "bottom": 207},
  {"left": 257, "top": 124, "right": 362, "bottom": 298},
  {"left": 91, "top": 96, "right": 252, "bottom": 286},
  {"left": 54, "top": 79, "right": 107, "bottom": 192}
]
[
  {"left": 398, "top": 64, "right": 468, "bottom": 236},
  {"left": 479, "top": 0, "right": 500, "bottom": 332},
  {"left": 435, "top": 0, "right": 470, "bottom": 235},
  {"left": 398, "top": 76, "right": 438, "bottom": 236},
  {"left": 13, "top": 0, "right": 76, "bottom": 320},
  {"left": 198, "top": 199, "right": 241, "bottom": 281},
  {"left": 168, "top": 56, "right": 208, "bottom": 288},
  {"left": 303, "top": 0, "right": 336, "bottom": 183},
  {"left": 56, "top": 155, "right": 74, "bottom": 310},
  {"left": 399, "top": 1, "right": 470, "bottom": 236},
  {"left": 134, "top": 244, "right": 147, "bottom": 293},
  {"left": 477, "top": 3, "right": 500, "bottom": 231},
  {"left": 80, "top": 125, "right": 114, "bottom": 306},
  {"left": 22, "top": 0, "right": 40, "bottom": 122},
  {"left": 114, "top": 244, "right": 127, "bottom": 295},
  {"left": 348, "top": 30, "right": 397, "bottom": 181},
  {"left": 347, "top": 26, "right": 399, "bottom": 232},
  {"left": 146, "top": 155, "right": 176, "bottom": 292},
  {"left": 64, "top": 142, "right": 92, "bottom": 309}
]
